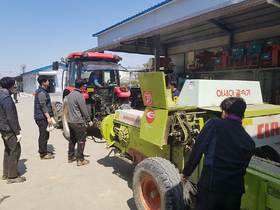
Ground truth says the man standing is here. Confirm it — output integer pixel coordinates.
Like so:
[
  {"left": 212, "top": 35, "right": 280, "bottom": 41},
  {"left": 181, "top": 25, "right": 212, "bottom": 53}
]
[
  {"left": 168, "top": 83, "right": 180, "bottom": 102},
  {"left": 0, "top": 77, "right": 26, "bottom": 184},
  {"left": 181, "top": 97, "right": 255, "bottom": 210},
  {"left": 34, "top": 75, "right": 55, "bottom": 160},
  {"left": 67, "top": 78, "right": 93, "bottom": 166},
  {"left": 12, "top": 84, "right": 19, "bottom": 103}
]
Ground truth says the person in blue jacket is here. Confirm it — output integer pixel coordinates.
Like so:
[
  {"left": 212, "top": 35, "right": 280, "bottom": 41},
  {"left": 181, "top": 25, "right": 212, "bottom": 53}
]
[
  {"left": 169, "top": 83, "right": 180, "bottom": 101},
  {"left": 88, "top": 70, "right": 103, "bottom": 88},
  {"left": 181, "top": 97, "right": 255, "bottom": 210},
  {"left": 34, "top": 75, "right": 55, "bottom": 160}
]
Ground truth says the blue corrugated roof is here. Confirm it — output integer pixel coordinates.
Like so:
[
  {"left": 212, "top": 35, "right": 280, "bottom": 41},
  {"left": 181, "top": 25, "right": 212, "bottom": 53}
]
[
  {"left": 21, "top": 62, "right": 66, "bottom": 76},
  {"left": 92, "top": 0, "right": 174, "bottom": 37}
]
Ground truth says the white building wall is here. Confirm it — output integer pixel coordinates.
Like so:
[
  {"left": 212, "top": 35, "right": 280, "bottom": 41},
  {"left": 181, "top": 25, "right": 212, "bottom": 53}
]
[
  {"left": 22, "top": 73, "right": 37, "bottom": 94},
  {"left": 22, "top": 65, "right": 66, "bottom": 95},
  {"left": 97, "top": 0, "right": 244, "bottom": 46},
  {"left": 55, "top": 68, "right": 66, "bottom": 94}
]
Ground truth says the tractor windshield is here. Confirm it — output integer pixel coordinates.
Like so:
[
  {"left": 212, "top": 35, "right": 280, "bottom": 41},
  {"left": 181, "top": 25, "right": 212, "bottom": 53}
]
[{"left": 80, "top": 61, "right": 126, "bottom": 87}]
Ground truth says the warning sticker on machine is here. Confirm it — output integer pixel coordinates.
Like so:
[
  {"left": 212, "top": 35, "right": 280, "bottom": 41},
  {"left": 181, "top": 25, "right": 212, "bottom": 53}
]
[{"left": 114, "top": 109, "right": 144, "bottom": 128}]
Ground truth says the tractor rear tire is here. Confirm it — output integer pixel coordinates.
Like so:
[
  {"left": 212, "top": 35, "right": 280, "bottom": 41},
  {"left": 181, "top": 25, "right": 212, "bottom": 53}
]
[
  {"left": 62, "top": 97, "right": 70, "bottom": 140},
  {"left": 133, "top": 157, "right": 186, "bottom": 210},
  {"left": 51, "top": 101, "right": 63, "bottom": 128}
]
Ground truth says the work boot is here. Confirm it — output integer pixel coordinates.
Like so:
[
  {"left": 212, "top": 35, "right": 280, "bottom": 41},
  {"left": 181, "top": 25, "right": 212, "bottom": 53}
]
[
  {"left": 41, "top": 153, "right": 55, "bottom": 160},
  {"left": 68, "top": 156, "right": 77, "bottom": 163},
  {"left": 7, "top": 176, "right": 26, "bottom": 184},
  {"left": 1, "top": 173, "right": 8, "bottom": 180},
  {"left": 2, "top": 172, "right": 20, "bottom": 180},
  {"left": 77, "top": 159, "right": 90, "bottom": 166}
]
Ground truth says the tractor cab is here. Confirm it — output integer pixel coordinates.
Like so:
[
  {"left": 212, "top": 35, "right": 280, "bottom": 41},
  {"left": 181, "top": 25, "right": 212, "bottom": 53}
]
[
  {"left": 63, "top": 52, "right": 129, "bottom": 99},
  {"left": 56, "top": 52, "right": 131, "bottom": 131}
]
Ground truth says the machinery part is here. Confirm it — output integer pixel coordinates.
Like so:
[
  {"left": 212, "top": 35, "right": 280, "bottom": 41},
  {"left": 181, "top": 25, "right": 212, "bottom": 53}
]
[
  {"left": 62, "top": 97, "right": 70, "bottom": 140},
  {"left": 51, "top": 101, "right": 63, "bottom": 128},
  {"left": 254, "top": 145, "right": 280, "bottom": 163},
  {"left": 118, "top": 100, "right": 132, "bottom": 110},
  {"left": 228, "top": 44, "right": 244, "bottom": 69},
  {"left": 170, "top": 112, "right": 193, "bottom": 144},
  {"left": 115, "top": 153, "right": 136, "bottom": 165},
  {"left": 113, "top": 125, "right": 130, "bottom": 147},
  {"left": 133, "top": 157, "right": 186, "bottom": 210}
]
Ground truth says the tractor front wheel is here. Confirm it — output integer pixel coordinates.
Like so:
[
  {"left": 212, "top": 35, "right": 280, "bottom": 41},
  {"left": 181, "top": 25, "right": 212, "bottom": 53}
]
[
  {"left": 62, "top": 97, "right": 70, "bottom": 140},
  {"left": 133, "top": 157, "right": 186, "bottom": 210},
  {"left": 51, "top": 101, "right": 63, "bottom": 128}
]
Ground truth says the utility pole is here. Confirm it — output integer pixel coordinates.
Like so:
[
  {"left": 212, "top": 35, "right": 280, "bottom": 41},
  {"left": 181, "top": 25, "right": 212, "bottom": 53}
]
[{"left": 20, "top": 65, "right": 26, "bottom": 73}]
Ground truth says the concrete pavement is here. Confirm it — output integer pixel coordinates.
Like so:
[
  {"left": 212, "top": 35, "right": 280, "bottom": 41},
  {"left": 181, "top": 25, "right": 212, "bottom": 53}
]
[{"left": 0, "top": 94, "right": 137, "bottom": 210}]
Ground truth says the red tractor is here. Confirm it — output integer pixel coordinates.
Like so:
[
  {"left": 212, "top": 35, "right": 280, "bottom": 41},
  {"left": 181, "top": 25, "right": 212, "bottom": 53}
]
[{"left": 51, "top": 52, "right": 131, "bottom": 138}]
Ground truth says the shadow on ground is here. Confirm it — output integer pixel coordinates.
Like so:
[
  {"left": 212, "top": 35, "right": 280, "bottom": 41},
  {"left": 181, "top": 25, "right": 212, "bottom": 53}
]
[
  {"left": 127, "top": 197, "right": 137, "bottom": 210},
  {"left": 18, "top": 158, "right": 27, "bottom": 175},
  {"left": 86, "top": 126, "right": 106, "bottom": 143},
  {"left": 97, "top": 150, "right": 137, "bottom": 209},
  {"left": 47, "top": 144, "right": 55, "bottom": 153},
  {"left": 97, "top": 151, "right": 135, "bottom": 190}
]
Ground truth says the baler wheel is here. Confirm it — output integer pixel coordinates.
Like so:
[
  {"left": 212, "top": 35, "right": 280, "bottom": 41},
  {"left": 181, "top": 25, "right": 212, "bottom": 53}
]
[{"left": 133, "top": 157, "right": 186, "bottom": 210}]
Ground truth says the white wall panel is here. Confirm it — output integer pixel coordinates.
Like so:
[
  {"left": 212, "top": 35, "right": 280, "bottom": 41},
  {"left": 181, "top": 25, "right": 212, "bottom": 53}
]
[{"left": 97, "top": 0, "right": 243, "bottom": 46}]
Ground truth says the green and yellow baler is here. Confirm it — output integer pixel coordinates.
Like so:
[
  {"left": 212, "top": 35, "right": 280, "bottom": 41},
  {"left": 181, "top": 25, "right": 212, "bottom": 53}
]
[{"left": 101, "top": 72, "right": 280, "bottom": 210}]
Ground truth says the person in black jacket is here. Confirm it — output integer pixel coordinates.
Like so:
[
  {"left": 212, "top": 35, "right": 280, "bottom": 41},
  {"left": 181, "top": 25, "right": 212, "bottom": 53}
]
[
  {"left": 12, "top": 84, "right": 19, "bottom": 103},
  {"left": 67, "top": 78, "right": 93, "bottom": 166},
  {"left": 181, "top": 97, "right": 255, "bottom": 210},
  {"left": 0, "top": 77, "right": 26, "bottom": 184},
  {"left": 34, "top": 75, "right": 55, "bottom": 160}
]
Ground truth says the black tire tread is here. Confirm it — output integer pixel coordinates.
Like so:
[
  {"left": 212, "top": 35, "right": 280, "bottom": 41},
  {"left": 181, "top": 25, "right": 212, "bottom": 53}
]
[
  {"left": 51, "top": 101, "right": 63, "bottom": 128},
  {"left": 133, "top": 157, "right": 186, "bottom": 210}
]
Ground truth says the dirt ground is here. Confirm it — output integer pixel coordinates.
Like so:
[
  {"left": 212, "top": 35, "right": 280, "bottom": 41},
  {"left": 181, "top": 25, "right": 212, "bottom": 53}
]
[{"left": 0, "top": 94, "right": 137, "bottom": 210}]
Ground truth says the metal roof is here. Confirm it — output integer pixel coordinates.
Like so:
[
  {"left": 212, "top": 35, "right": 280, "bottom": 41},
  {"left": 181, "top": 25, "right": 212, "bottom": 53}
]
[
  {"left": 21, "top": 62, "right": 66, "bottom": 76},
  {"left": 87, "top": 0, "right": 280, "bottom": 55},
  {"left": 92, "top": 0, "right": 175, "bottom": 37}
]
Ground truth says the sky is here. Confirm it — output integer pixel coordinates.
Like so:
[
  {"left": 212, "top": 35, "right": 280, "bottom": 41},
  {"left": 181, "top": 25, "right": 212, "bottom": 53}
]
[{"left": 0, "top": 0, "right": 164, "bottom": 77}]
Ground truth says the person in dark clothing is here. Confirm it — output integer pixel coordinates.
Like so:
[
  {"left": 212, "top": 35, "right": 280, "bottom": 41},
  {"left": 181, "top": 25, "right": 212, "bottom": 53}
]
[
  {"left": 12, "top": 84, "right": 19, "bottom": 103},
  {"left": 67, "top": 78, "right": 93, "bottom": 166},
  {"left": 169, "top": 83, "right": 180, "bottom": 101},
  {"left": 34, "top": 75, "right": 55, "bottom": 160},
  {"left": 181, "top": 97, "right": 255, "bottom": 210},
  {"left": 0, "top": 77, "right": 26, "bottom": 184},
  {"left": 88, "top": 70, "right": 103, "bottom": 87}
]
